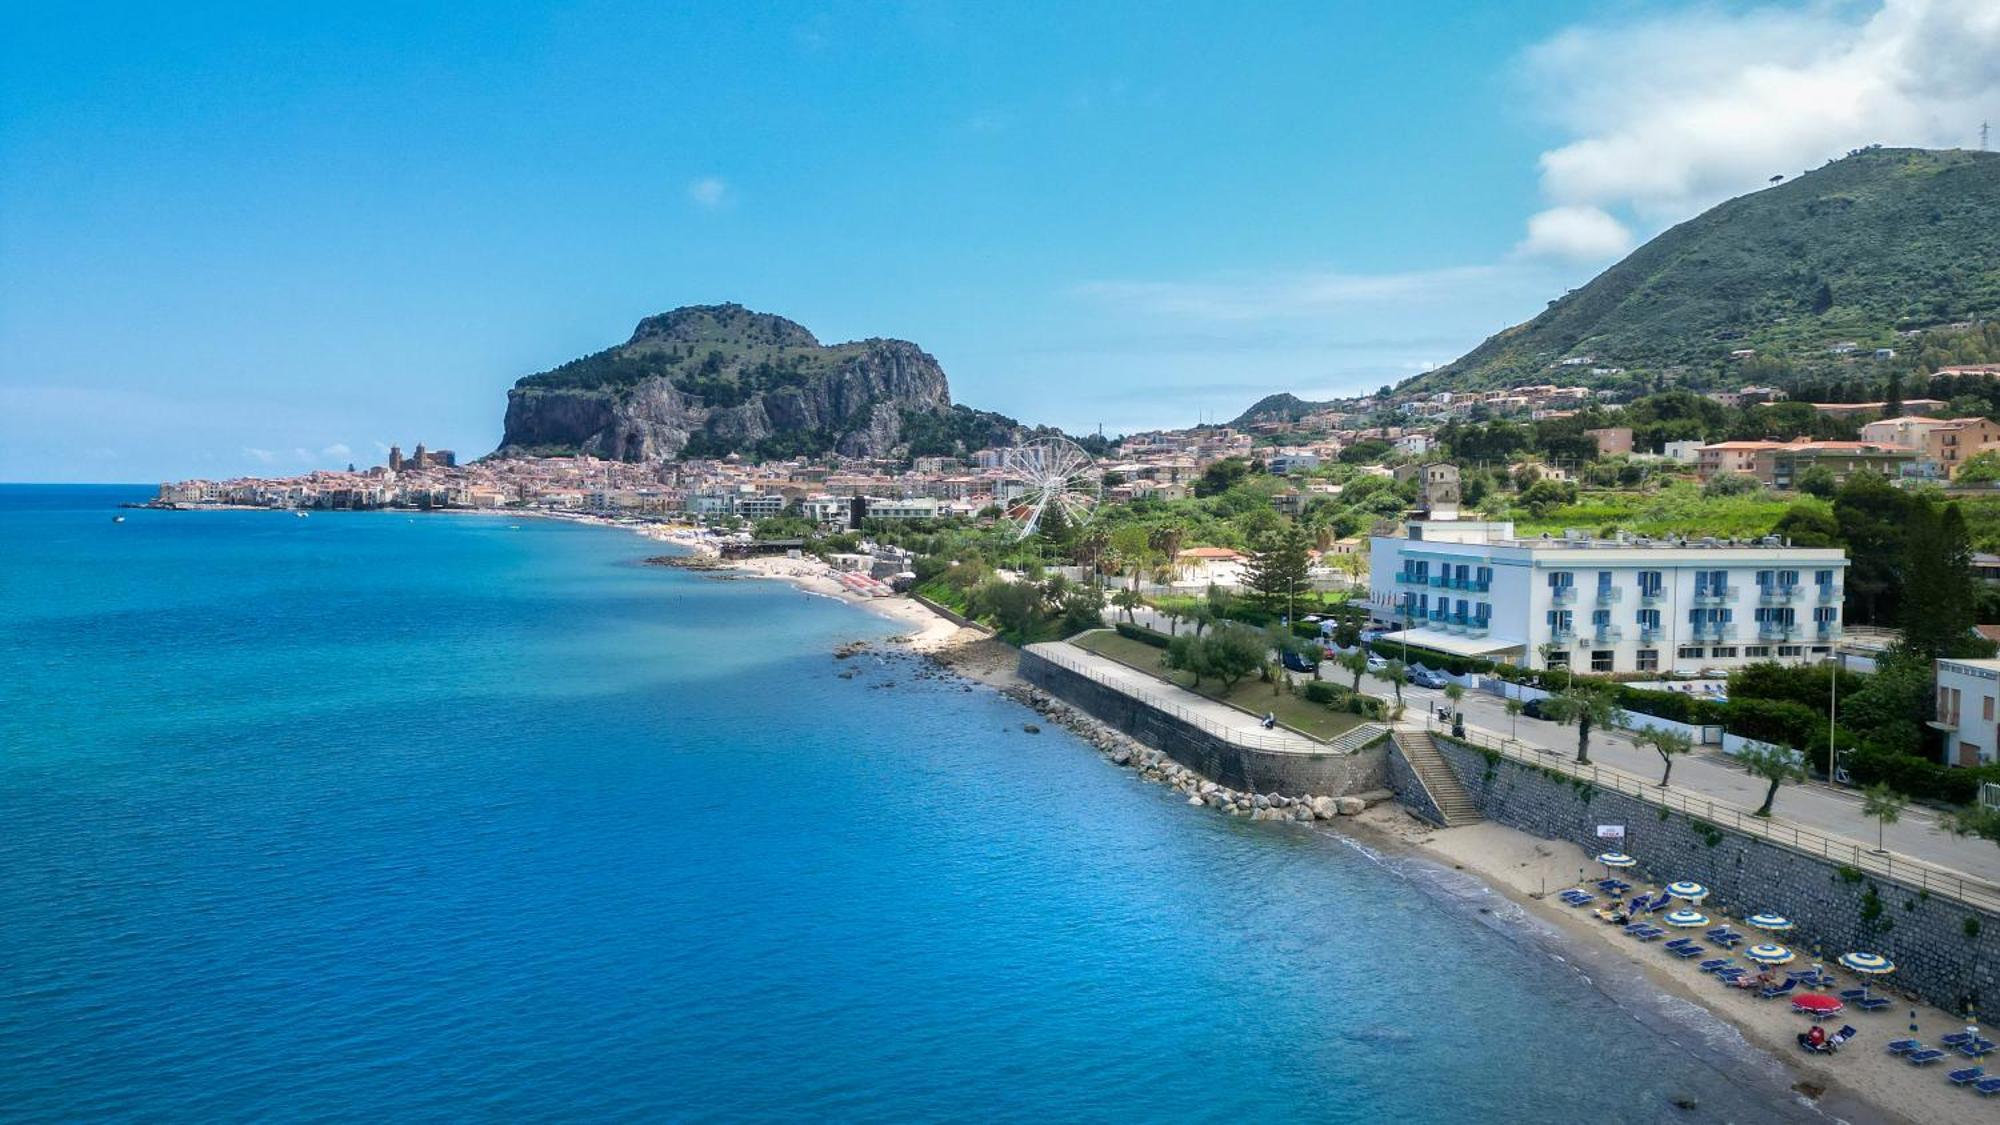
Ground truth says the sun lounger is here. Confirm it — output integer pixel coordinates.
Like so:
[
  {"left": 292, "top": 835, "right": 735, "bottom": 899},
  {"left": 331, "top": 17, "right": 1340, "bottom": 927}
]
[
  {"left": 1887, "top": 1039, "right": 1922, "bottom": 1055},
  {"left": 1855, "top": 996, "right": 1892, "bottom": 1012},
  {"left": 1944, "top": 1032, "right": 1974, "bottom": 1046},
  {"left": 1596, "top": 878, "right": 1630, "bottom": 894},
  {"left": 1633, "top": 928, "right": 1666, "bottom": 942},
  {"left": 1668, "top": 944, "right": 1703, "bottom": 959},
  {"left": 1622, "top": 922, "right": 1651, "bottom": 935},
  {"left": 1826, "top": 1025, "right": 1857, "bottom": 1049},
  {"left": 1962, "top": 1040, "right": 1996, "bottom": 1058},
  {"left": 1839, "top": 988, "right": 1867, "bottom": 1002},
  {"left": 1698, "top": 959, "right": 1731, "bottom": 973},
  {"left": 1758, "top": 979, "right": 1798, "bottom": 1000},
  {"left": 1977, "top": 1076, "right": 2000, "bottom": 1096},
  {"left": 1950, "top": 1066, "right": 1985, "bottom": 1086},
  {"left": 1907, "top": 1049, "right": 1948, "bottom": 1065},
  {"left": 1663, "top": 937, "right": 1696, "bottom": 948}
]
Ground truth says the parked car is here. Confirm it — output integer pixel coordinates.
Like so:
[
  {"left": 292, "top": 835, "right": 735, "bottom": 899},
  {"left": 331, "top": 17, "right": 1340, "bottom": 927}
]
[
  {"left": 1522, "top": 697, "right": 1551, "bottom": 720},
  {"left": 1365, "top": 654, "right": 1388, "bottom": 672},
  {"left": 1409, "top": 668, "right": 1449, "bottom": 689},
  {"left": 1281, "top": 650, "right": 1318, "bottom": 673}
]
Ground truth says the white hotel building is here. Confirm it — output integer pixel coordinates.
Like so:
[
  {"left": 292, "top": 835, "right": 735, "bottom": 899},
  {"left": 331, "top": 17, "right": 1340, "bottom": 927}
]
[{"left": 1367, "top": 521, "right": 1848, "bottom": 676}]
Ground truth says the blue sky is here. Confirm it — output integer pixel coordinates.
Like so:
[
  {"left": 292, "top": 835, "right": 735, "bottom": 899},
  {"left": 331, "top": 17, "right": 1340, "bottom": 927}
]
[{"left": 5, "top": 0, "right": 1998, "bottom": 481}]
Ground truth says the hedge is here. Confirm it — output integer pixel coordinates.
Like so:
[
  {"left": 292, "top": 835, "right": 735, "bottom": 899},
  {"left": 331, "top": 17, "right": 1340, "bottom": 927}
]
[
  {"left": 1114, "top": 621, "right": 1172, "bottom": 649},
  {"left": 1845, "top": 748, "right": 1997, "bottom": 805},
  {"left": 1302, "top": 679, "right": 1386, "bottom": 720}
]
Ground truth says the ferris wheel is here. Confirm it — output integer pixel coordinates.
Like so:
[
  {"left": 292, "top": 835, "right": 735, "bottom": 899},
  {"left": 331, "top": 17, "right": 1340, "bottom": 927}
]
[{"left": 1002, "top": 436, "right": 1103, "bottom": 540}]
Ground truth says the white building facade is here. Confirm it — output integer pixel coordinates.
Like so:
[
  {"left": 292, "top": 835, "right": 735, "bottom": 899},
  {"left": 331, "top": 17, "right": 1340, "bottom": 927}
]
[
  {"left": 1367, "top": 521, "right": 1848, "bottom": 676},
  {"left": 1935, "top": 658, "right": 2000, "bottom": 767}
]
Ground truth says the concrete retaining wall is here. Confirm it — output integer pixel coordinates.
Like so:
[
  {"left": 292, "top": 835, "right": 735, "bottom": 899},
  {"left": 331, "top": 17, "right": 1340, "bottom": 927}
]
[
  {"left": 1428, "top": 735, "right": 1999, "bottom": 1015},
  {"left": 1385, "top": 745, "right": 1446, "bottom": 827},
  {"left": 1019, "top": 648, "right": 1388, "bottom": 797}
]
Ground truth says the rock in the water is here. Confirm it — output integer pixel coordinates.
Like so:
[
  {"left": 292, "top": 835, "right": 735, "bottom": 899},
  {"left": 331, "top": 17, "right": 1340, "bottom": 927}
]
[
  {"left": 1188, "top": 795, "right": 1204, "bottom": 806},
  {"left": 1311, "top": 796, "right": 1341, "bottom": 819},
  {"left": 1022, "top": 724, "right": 1040, "bottom": 734},
  {"left": 1252, "top": 794, "right": 1270, "bottom": 810}
]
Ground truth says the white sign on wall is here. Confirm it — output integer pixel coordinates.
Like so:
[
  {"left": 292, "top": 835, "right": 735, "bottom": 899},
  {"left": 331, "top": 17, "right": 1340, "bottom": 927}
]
[{"left": 1595, "top": 824, "right": 1626, "bottom": 841}]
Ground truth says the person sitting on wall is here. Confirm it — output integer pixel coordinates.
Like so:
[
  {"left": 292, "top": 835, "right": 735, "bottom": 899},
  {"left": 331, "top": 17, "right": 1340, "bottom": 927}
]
[{"left": 1261, "top": 712, "right": 1277, "bottom": 730}]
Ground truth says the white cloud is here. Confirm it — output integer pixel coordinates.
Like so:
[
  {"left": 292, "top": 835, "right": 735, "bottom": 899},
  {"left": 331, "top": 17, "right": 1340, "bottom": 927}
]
[
  {"left": 1519, "top": 0, "right": 2000, "bottom": 234},
  {"left": 322, "top": 442, "right": 352, "bottom": 460},
  {"left": 243, "top": 447, "right": 275, "bottom": 464},
  {"left": 687, "top": 176, "right": 730, "bottom": 209},
  {"left": 1517, "top": 204, "right": 1634, "bottom": 262}
]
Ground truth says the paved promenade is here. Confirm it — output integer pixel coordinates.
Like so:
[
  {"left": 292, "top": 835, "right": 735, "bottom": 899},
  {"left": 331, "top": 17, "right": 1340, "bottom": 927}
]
[{"left": 1022, "top": 641, "right": 1322, "bottom": 753}]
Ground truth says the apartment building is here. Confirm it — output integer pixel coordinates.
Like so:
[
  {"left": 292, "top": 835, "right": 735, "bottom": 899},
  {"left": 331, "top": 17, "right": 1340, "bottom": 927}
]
[
  {"left": 1367, "top": 521, "right": 1848, "bottom": 675},
  {"left": 1935, "top": 657, "right": 2000, "bottom": 767}
]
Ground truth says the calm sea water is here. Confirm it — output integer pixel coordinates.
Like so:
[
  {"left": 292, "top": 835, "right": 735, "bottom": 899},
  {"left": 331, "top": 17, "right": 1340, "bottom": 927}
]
[{"left": 0, "top": 485, "right": 1831, "bottom": 1123}]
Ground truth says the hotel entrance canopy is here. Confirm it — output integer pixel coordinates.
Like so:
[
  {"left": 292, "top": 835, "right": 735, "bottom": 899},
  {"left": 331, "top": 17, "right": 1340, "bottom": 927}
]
[{"left": 1381, "top": 628, "right": 1523, "bottom": 660}]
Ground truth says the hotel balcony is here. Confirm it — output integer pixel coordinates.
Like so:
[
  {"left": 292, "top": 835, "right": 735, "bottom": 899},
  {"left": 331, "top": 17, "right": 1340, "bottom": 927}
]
[
  {"left": 1592, "top": 625, "right": 1623, "bottom": 644},
  {"left": 1758, "top": 623, "right": 1801, "bottom": 642},
  {"left": 1428, "top": 575, "right": 1451, "bottom": 588},
  {"left": 1550, "top": 587, "right": 1578, "bottom": 605},
  {"left": 1595, "top": 587, "right": 1622, "bottom": 605},
  {"left": 1693, "top": 586, "right": 1736, "bottom": 605},
  {"left": 1758, "top": 585, "right": 1801, "bottom": 605},
  {"left": 1465, "top": 619, "right": 1490, "bottom": 637},
  {"left": 1817, "top": 585, "right": 1842, "bottom": 603},
  {"left": 1639, "top": 588, "right": 1666, "bottom": 606},
  {"left": 1693, "top": 623, "right": 1739, "bottom": 641},
  {"left": 1549, "top": 627, "right": 1576, "bottom": 644},
  {"left": 1452, "top": 578, "right": 1490, "bottom": 593},
  {"left": 1816, "top": 622, "right": 1837, "bottom": 639},
  {"left": 1638, "top": 626, "right": 1664, "bottom": 643}
]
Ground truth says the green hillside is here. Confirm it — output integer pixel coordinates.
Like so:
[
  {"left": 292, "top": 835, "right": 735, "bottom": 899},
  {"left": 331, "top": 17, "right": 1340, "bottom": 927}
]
[{"left": 1403, "top": 147, "right": 2000, "bottom": 394}]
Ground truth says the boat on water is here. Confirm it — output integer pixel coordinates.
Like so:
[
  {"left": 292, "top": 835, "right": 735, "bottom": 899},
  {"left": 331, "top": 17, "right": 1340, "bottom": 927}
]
[
  {"left": 112, "top": 515, "right": 126, "bottom": 523},
  {"left": 294, "top": 511, "right": 309, "bottom": 518}
]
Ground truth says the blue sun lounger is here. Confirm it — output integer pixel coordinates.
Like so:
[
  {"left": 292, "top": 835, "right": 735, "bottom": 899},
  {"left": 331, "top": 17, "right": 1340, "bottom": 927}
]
[
  {"left": 1977, "top": 1076, "right": 2000, "bottom": 1096},
  {"left": 1962, "top": 1039, "right": 1996, "bottom": 1058},
  {"left": 1698, "top": 958, "right": 1732, "bottom": 973},
  {"left": 1663, "top": 936, "right": 1697, "bottom": 948},
  {"left": 1633, "top": 927, "right": 1666, "bottom": 942},
  {"left": 1668, "top": 943, "right": 1704, "bottom": 959},
  {"left": 1950, "top": 1066, "right": 1985, "bottom": 1086},
  {"left": 1944, "top": 1032, "right": 1974, "bottom": 1046},
  {"left": 1596, "top": 878, "right": 1631, "bottom": 895},
  {"left": 1908, "top": 1049, "right": 1948, "bottom": 1066},
  {"left": 1758, "top": 979, "right": 1798, "bottom": 1000},
  {"left": 1887, "top": 1039, "right": 1922, "bottom": 1055},
  {"left": 1855, "top": 995, "right": 1892, "bottom": 1012}
]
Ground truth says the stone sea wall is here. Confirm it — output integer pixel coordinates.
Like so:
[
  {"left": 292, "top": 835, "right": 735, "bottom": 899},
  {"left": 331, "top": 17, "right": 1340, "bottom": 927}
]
[
  {"left": 1017, "top": 648, "right": 1388, "bottom": 798},
  {"left": 1384, "top": 746, "right": 1446, "bottom": 828},
  {"left": 1429, "top": 734, "right": 2000, "bottom": 1015}
]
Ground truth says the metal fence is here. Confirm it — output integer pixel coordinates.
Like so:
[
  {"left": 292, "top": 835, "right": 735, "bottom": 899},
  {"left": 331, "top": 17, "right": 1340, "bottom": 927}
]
[
  {"left": 1027, "top": 644, "right": 1330, "bottom": 753},
  {"left": 1443, "top": 725, "right": 2000, "bottom": 914}
]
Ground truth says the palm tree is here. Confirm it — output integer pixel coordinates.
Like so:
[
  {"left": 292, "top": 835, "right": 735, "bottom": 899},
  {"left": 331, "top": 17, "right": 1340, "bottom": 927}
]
[
  {"left": 1862, "top": 783, "right": 1908, "bottom": 854},
  {"left": 1635, "top": 727, "right": 1693, "bottom": 787},
  {"left": 1540, "top": 685, "right": 1619, "bottom": 765},
  {"left": 1443, "top": 682, "right": 1466, "bottom": 736},
  {"left": 1338, "top": 649, "right": 1369, "bottom": 692},
  {"left": 1738, "top": 744, "right": 1809, "bottom": 817},
  {"left": 1147, "top": 525, "right": 1185, "bottom": 584},
  {"left": 1503, "top": 697, "right": 1523, "bottom": 740},
  {"left": 1384, "top": 660, "right": 1408, "bottom": 707}
]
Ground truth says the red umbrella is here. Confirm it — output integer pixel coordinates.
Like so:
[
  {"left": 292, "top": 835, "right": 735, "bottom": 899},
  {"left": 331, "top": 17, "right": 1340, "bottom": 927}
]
[{"left": 1793, "top": 994, "right": 1844, "bottom": 1014}]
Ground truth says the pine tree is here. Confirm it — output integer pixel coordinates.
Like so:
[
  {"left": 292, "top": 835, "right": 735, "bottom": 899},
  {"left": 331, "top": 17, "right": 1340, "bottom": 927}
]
[
  {"left": 1902, "top": 500, "right": 1975, "bottom": 659},
  {"left": 1243, "top": 524, "right": 1312, "bottom": 616},
  {"left": 1883, "top": 373, "right": 1904, "bottom": 418}
]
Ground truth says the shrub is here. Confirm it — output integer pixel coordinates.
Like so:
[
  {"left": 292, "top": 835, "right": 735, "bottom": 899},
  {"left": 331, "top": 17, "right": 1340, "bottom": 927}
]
[
  {"left": 1845, "top": 747, "right": 1992, "bottom": 804},
  {"left": 1115, "top": 621, "right": 1172, "bottom": 649},
  {"left": 1723, "top": 697, "right": 1823, "bottom": 749},
  {"left": 1304, "top": 681, "right": 1339, "bottom": 705}
]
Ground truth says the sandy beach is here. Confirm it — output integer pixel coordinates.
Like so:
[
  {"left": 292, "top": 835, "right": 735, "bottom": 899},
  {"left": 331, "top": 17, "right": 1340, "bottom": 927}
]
[{"left": 616, "top": 526, "right": 1953, "bottom": 1123}]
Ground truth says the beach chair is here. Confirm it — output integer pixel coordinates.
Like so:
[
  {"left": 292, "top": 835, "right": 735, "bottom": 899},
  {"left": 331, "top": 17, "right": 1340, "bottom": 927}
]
[
  {"left": 1887, "top": 1039, "right": 1922, "bottom": 1055},
  {"left": 1668, "top": 944, "right": 1704, "bottom": 959},
  {"left": 1596, "top": 878, "right": 1630, "bottom": 895},
  {"left": 1949, "top": 1066, "right": 1985, "bottom": 1086},
  {"left": 1758, "top": 979, "right": 1798, "bottom": 1000},
  {"left": 1622, "top": 922, "right": 1651, "bottom": 935},
  {"left": 1633, "top": 927, "right": 1666, "bottom": 942},
  {"left": 1826, "top": 1025, "right": 1857, "bottom": 1050},
  {"left": 1838, "top": 988, "right": 1867, "bottom": 1002},
  {"left": 1943, "top": 1032, "right": 1974, "bottom": 1047},
  {"left": 1663, "top": 937, "right": 1697, "bottom": 949},
  {"left": 1698, "top": 958, "right": 1732, "bottom": 973},
  {"left": 1908, "top": 1049, "right": 1948, "bottom": 1066},
  {"left": 1710, "top": 930, "right": 1743, "bottom": 949},
  {"left": 1855, "top": 996, "right": 1892, "bottom": 1012},
  {"left": 1962, "top": 1039, "right": 1996, "bottom": 1058},
  {"left": 1977, "top": 1077, "right": 2000, "bottom": 1096}
]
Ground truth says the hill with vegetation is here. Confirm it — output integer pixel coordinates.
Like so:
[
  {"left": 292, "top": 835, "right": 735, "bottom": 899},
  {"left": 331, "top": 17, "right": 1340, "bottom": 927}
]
[
  {"left": 498, "top": 304, "right": 1020, "bottom": 461},
  {"left": 1402, "top": 147, "right": 2000, "bottom": 395}
]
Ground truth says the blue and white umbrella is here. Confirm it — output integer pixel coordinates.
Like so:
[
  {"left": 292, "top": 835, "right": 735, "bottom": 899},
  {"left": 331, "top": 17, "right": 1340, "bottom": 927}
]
[
  {"left": 1746, "top": 913, "right": 1794, "bottom": 932},
  {"left": 1665, "top": 881, "right": 1709, "bottom": 902},
  {"left": 1596, "top": 852, "right": 1637, "bottom": 868},
  {"left": 1839, "top": 951, "right": 1895, "bottom": 975},
  {"left": 1745, "top": 943, "right": 1796, "bottom": 966},
  {"left": 1663, "top": 908, "right": 1710, "bottom": 928}
]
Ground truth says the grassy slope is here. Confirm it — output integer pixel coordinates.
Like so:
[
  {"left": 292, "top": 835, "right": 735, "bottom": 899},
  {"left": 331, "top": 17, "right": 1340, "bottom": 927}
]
[{"left": 1070, "top": 629, "right": 1364, "bottom": 741}]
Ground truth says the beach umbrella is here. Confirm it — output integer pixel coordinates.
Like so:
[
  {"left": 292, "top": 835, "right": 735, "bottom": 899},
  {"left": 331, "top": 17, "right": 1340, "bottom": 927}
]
[
  {"left": 1839, "top": 951, "right": 1896, "bottom": 1002},
  {"left": 1597, "top": 852, "right": 1636, "bottom": 869},
  {"left": 1746, "top": 913, "right": 1794, "bottom": 932},
  {"left": 1662, "top": 908, "right": 1710, "bottom": 928},
  {"left": 1792, "top": 994, "right": 1844, "bottom": 1017},
  {"left": 1665, "top": 881, "right": 1709, "bottom": 902},
  {"left": 1746, "top": 943, "right": 1796, "bottom": 966}
]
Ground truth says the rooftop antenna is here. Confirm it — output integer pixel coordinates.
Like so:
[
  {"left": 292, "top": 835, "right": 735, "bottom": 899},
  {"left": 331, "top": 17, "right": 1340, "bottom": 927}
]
[{"left": 1984, "top": 122, "right": 1991, "bottom": 151}]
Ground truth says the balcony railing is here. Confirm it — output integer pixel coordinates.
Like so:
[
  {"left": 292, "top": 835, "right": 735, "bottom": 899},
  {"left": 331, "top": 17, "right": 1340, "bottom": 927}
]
[
  {"left": 1758, "top": 585, "right": 1801, "bottom": 605},
  {"left": 1693, "top": 623, "right": 1739, "bottom": 641},
  {"left": 1693, "top": 586, "right": 1736, "bottom": 605},
  {"left": 1466, "top": 620, "right": 1490, "bottom": 637},
  {"left": 1639, "top": 626, "right": 1663, "bottom": 643},
  {"left": 1593, "top": 625, "right": 1623, "bottom": 644},
  {"left": 1639, "top": 588, "right": 1666, "bottom": 605},
  {"left": 1549, "top": 627, "right": 1576, "bottom": 644},
  {"left": 1817, "top": 585, "right": 1841, "bottom": 603},
  {"left": 1397, "top": 573, "right": 1428, "bottom": 586},
  {"left": 1816, "top": 621, "right": 1837, "bottom": 639},
  {"left": 1551, "top": 587, "right": 1577, "bottom": 605},
  {"left": 1759, "top": 624, "right": 1801, "bottom": 642},
  {"left": 1428, "top": 575, "right": 1450, "bottom": 588},
  {"left": 1595, "top": 586, "right": 1622, "bottom": 604},
  {"left": 1453, "top": 578, "right": 1491, "bottom": 593}
]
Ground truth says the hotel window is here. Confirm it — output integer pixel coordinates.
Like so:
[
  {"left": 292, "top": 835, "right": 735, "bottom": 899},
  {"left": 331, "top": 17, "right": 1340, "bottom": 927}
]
[
  {"left": 1549, "top": 571, "right": 1574, "bottom": 591},
  {"left": 1778, "top": 645, "right": 1803, "bottom": 657},
  {"left": 1547, "top": 609, "right": 1574, "bottom": 633},
  {"left": 1591, "top": 608, "right": 1611, "bottom": 626},
  {"left": 1987, "top": 696, "right": 1995, "bottom": 722},
  {"left": 1815, "top": 569, "right": 1834, "bottom": 587},
  {"left": 1638, "top": 609, "right": 1660, "bottom": 631},
  {"left": 1476, "top": 566, "right": 1493, "bottom": 587},
  {"left": 1638, "top": 570, "right": 1663, "bottom": 597},
  {"left": 1596, "top": 571, "right": 1613, "bottom": 591},
  {"left": 1636, "top": 649, "right": 1659, "bottom": 672},
  {"left": 1547, "top": 650, "right": 1570, "bottom": 669},
  {"left": 1591, "top": 650, "right": 1614, "bottom": 673},
  {"left": 1746, "top": 646, "right": 1771, "bottom": 658},
  {"left": 1679, "top": 646, "right": 1705, "bottom": 660},
  {"left": 1712, "top": 647, "right": 1738, "bottom": 658},
  {"left": 1813, "top": 606, "right": 1837, "bottom": 625}
]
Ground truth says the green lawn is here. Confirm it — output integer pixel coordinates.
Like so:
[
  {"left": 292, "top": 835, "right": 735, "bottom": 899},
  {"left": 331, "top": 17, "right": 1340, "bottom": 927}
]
[{"left": 1069, "top": 630, "right": 1366, "bottom": 742}]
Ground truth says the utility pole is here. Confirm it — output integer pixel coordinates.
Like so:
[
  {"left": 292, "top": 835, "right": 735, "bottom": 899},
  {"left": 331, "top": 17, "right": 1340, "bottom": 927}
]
[
  {"left": 1828, "top": 654, "right": 1841, "bottom": 784},
  {"left": 1983, "top": 122, "right": 1991, "bottom": 152}
]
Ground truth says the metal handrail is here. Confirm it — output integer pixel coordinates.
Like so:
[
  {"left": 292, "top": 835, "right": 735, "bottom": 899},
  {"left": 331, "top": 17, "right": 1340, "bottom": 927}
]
[
  {"left": 1030, "top": 643, "right": 1343, "bottom": 754},
  {"left": 1440, "top": 725, "right": 2000, "bottom": 914}
]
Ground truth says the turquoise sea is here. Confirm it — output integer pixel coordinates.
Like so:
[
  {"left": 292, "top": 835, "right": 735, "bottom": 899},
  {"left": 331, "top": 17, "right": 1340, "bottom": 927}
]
[{"left": 1, "top": 485, "right": 1837, "bottom": 1123}]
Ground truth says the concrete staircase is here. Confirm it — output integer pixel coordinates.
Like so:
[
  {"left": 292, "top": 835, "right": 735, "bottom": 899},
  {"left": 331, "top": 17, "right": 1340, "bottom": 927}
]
[
  {"left": 1324, "top": 722, "right": 1389, "bottom": 755},
  {"left": 1391, "top": 729, "right": 1483, "bottom": 827}
]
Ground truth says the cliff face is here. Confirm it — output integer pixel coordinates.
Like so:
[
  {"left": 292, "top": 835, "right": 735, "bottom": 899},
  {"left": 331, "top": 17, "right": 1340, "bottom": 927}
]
[{"left": 497, "top": 304, "right": 953, "bottom": 460}]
